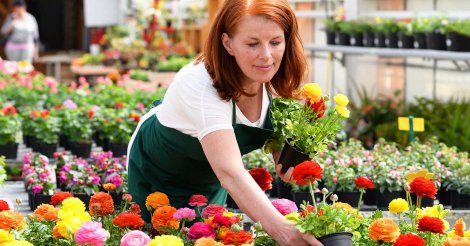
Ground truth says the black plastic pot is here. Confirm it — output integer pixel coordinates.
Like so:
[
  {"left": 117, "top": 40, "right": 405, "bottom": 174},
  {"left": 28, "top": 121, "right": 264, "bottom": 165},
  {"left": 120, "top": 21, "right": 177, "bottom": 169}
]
[
  {"left": 92, "top": 131, "right": 103, "bottom": 147},
  {"left": 426, "top": 32, "right": 447, "bottom": 50},
  {"left": 0, "top": 142, "right": 18, "bottom": 159},
  {"left": 335, "top": 32, "right": 350, "bottom": 46},
  {"left": 413, "top": 33, "right": 427, "bottom": 49},
  {"left": 293, "top": 191, "right": 314, "bottom": 208},
  {"left": 59, "top": 134, "right": 68, "bottom": 149},
  {"left": 453, "top": 193, "right": 470, "bottom": 209},
  {"left": 32, "top": 142, "right": 57, "bottom": 158},
  {"left": 30, "top": 193, "right": 52, "bottom": 210},
  {"left": 374, "top": 33, "right": 386, "bottom": 48},
  {"left": 447, "top": 32, "right": 470, "bottom": 52},
  {"left": 363, "top": 32, "right": 375, "bottom": 47},
  {"left": 363, "top": 189, "right": 377, "bottom": 206},
  {"left": 349, "top": 33, "right": 363, "bottom": 47},
  {"left": 385, "top": 32, "right": 398, "bottom": 48},
  {"left": 277, "top": 182, "right": 293, "bottom": 200},
  {"left": 109, "top": 142, "right": 128, "bottom": 157},
  {"left": 23, "top": 135, "right": 34, "bottom": 148},
  {"left": 69, "top": 142, "right": 92, "bottom": 158},
  {"left": 438, "top": 188, "right": 453, "bottom": 206},
  {"left": 410, "top": 193, "right": 435, "bottom": 208},
  {"left": 326, "top": 30, "right": 335, "bottom": 45},
  {"left": 397, "top": 32, "right": 414, "bottom": 49},
  {"left": 278, "top": 141, "right": 311, "bottom": 174},
  {"left": 335, "top": 191, "right": 360, "bottom": 208},
  {"left": 102, "top": 138, "right": 110, "bottom": 152},
  {"left": 269, "top": 179, "right": 279, "bottom": 198},
  {"left": 318, "top": 232, "right": 353, "bottom": 246},
  {"left": 377, "top": 191, "right": 402, "bottom": 209}
]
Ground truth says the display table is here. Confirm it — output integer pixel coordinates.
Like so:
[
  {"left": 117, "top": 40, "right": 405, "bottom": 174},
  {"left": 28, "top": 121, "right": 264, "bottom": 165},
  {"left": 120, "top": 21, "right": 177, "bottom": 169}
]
[
  {"left": 124, "top": 71, "right": 177, "bottom": 92},
  {"left": 37, "top": 54, "right": 77, "bottom": 82}
]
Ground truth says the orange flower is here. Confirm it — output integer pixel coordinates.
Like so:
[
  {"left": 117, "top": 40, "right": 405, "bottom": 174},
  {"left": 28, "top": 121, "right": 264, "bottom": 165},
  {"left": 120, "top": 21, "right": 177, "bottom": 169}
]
[
  {"left": 221, "top": 230, "right": 253, "bottom": 245},
  {"left": 217, "top": 226, "right": 230, "bottom": 239},
  {"left": 112, "top": 212, "right": 145, "bottom": 229},
  {"left": 89, "top": 192, "right": 114, "bottom": 216},
  {"left": 33, "top": 204, "right": 59, "bottom": 221},
  {"left": 195, "top": 237, "right": 225, "bottom": 246},
  {"left": 292, "top": 160, "right": 323, "bottom": 186},
  {"left": 454, "top": 218, "right": 466, "bottom": 237},
  {"left": 52, "top": 226, "right": 62, "bottom": 239},
  {"left": 50, "top": 192, "right": 73, "bottom": 206},
  {"left": 146, "top": 192, "right": 170, "bottom": 211},
  {"left": 0, "top": 210, "right": 26, "bottom": 231},
  {"left": 151, "top": 205, "right": 179, "bottom": 233},
  {"left": 368, "top": 218, "right": 400, "bottom": 242},
  {"left": 444, "top": 237, "right": 470, "bottom": 246},
  {"left": 409, "top": 177, "right": 437, "bottom": 199},
  {"left": 103, "top": 183, "right": 116, "bottom": 192}
]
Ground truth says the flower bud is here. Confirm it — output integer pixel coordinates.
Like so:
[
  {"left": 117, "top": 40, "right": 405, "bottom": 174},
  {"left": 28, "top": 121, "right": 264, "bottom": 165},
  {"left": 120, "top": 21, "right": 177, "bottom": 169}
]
[
  {"left": 404, "top": 183, "right": 411, "bottom": 192},
  {"left": 122, "top": 193, "right": 132, "bottom": 203},
  {"left": 230, "top": 224, "right": 241, "bottom": 232},
  {"left": 254, "top": 222, "right": 263, "bottom": 231},
  {"left": 321, "top": 188, "right": 329, "bottom": 195},
  {"left": 16, "top": 198, "right": 22, "bottom": 205},
  {"left": 330, "top": 194, "right": 338, "bottom": 202}
]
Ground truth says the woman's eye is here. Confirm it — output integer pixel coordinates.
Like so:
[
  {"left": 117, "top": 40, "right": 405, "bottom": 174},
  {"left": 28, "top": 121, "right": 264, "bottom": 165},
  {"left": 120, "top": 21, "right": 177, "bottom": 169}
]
[
  {"left": 271, "top": 41, "right": 281, "bottom": 46},
  {"left": 248, "top": 43, "right": 258, "bottom": 47}
]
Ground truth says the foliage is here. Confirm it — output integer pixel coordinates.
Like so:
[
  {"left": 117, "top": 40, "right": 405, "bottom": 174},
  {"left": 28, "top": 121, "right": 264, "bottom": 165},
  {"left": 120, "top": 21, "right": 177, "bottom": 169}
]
[
  {"left": 130, "top": 69, "right": 150, "bottom": 81},
  {"left": 28, "top": 109, "right": 61, "bottom": 144},
  {"left": 100, "top": 108, "right": 140, "bottom": 144},
  {"left": 419, "top": 17, "right": 448, "bottom": 34},
  {"left": 61, "top": 108, "right": 94, "bottom": 143},
  {"left": 157, "top": 56, "right": 193, "bottom": 72},
  {"left": 0, "top": 107, "right": 21, "bottom": 145},
  {"left": 447, "top": 19, "right": 470, "bottom": 36},
  {"left": 0, "top": 156, "right": 6, "bottom": 186}
]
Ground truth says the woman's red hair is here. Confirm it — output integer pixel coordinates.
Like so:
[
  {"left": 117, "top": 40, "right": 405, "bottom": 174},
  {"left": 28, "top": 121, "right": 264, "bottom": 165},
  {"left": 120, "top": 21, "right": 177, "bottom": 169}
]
[{"left": 196, "top": 0, "right": 306, "bottom": 101}]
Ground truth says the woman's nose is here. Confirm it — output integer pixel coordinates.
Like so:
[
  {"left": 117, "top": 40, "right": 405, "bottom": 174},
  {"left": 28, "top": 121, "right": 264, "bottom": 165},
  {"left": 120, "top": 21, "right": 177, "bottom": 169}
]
[{"left": 258, "top": 44, "right": 272, "bottom": 60}]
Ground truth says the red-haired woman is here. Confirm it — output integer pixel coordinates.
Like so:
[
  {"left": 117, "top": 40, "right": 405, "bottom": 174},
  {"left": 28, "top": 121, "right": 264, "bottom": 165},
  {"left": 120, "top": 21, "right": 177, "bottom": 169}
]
[{"left": 128, "top": 0, "right": 321, "bottom": 245}]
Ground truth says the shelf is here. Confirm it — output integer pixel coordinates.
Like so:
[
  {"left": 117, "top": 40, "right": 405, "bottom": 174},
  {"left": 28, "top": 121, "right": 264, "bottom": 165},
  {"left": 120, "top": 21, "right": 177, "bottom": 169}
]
[
  {"left": 304, "top": 44, "right": 470, "bottom": 61},
  {"left": 359, "top": 10, "right": 470, "bottom": 20}
]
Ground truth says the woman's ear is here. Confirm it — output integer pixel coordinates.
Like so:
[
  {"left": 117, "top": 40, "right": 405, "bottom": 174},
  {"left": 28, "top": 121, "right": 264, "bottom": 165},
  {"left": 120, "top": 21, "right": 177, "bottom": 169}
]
[{"left": 221, "top": 33, "right": 235, "bottom": 56}]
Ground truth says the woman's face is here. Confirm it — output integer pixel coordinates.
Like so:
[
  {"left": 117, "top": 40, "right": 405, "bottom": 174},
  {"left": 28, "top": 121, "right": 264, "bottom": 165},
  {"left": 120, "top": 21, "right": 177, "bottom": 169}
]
[{"left": 222, "top": 16, "right": 286, "bottom": 86}]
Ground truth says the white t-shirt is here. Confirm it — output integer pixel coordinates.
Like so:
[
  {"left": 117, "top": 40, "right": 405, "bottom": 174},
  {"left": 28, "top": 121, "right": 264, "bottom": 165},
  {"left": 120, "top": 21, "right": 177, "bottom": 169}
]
[{"left": 157, "top": 62, "right": 270, "bottom": 140}]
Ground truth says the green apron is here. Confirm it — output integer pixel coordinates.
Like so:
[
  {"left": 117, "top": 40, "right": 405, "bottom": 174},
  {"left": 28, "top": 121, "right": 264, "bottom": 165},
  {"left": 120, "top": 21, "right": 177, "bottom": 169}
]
[{"left": 128, "top": 97, "right": 273, "bottom": 222}]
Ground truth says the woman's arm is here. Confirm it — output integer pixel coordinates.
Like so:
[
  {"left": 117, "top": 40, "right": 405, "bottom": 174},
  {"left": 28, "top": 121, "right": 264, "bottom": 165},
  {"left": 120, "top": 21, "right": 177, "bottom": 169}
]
[
  {"left": 1, "top": 15, "right": 16, "bottom": 36},
  {"left": 201, "top": 130, "right": 322, "bottom": 246}
]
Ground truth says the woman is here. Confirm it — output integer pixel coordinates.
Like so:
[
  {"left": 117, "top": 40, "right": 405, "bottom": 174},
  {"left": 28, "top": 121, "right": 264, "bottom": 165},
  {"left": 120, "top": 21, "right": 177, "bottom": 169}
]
[
  {"left": 128, "top": 0, "right": 322, "bottom": 245},
  {"left": 1, "top": 0, "right": 39, "bottom": 62}
]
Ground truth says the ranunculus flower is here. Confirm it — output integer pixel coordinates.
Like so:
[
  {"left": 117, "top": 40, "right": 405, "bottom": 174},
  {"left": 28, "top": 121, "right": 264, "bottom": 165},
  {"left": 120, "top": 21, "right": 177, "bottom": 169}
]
[
  {"left": 147, "top": 235, "right": 183, "bottom": 246},
  {"left": 221, "top": 230, "right": 253, "bottom": 245},
  {"left": 33, "top": 204, "right": 59, "bottom": 221},
  {"left": 187, "top": 222, "right": 216, "bottom": 241},
  {"left": 194, "top": 237, "right": 224, "bottom": 246},
  {"left": 272, "top": 199, "right": 298, "bottom": 215},
  {"left": 368, "top": 218, "right": 400, "bottom": 242},
  {"left": 336, "top": 106, "right": 350, "bottom": 118},
  {"left": 292, "top": 160, "right": 323, "bottom": 186},
  {"left": 410, "top": 177, "right": 437, "bottom": 199},
  {"left": 334, "top": 93, "right": 349, "bottom": 106},
  {"left": 211, "top": 213, "right": 232, "bottom": 227},
  {"left": 50, "top": 192, "right": 74, "bottom": 206},
  {"left": 74, "top": 221, "right": 108, "bottom": 246},
  {"left": 306, "top": 97, "right": 326, "bottom": 119},
  {"left": 0, "top": 200, "right": 10, "bottom": 212},
  {"left": 389, "top": 198, "right": 409, "bottom": 214},
  {"left": 89, "top": 192, "right": 114, "bottom": 216},
  {"left": 418, "top": 216, "right": 445, "bottom": 234},
  {"left": 145, "top": 192, "right": 170, "bottom": 211},
  {"left": 393, "top": 233, "right": 425, "bottom": 246},
  {"left": 355, "top": 176, "right": 374, "bottom": 189},
  {"left": 151, "top": 205, "right": 179, "bottom": 233},
  {"left": 173, "top": 208, "right": 196, "bottom": 221},
  {"left": 302, "top": 83, "right": 322, "bottom": 103},
  {"left": 120, "top": 230, "right": 151, "bottom": 246},
  {"left": 453, "top": 218, "right": 466, "bottom": 237},
  {"left": 444, "top": 236, "right": 470, "bottom": 246},
  {"left": 249, "top": 167, "right": 273, "bottom": 191},
  {"left": 189, "top": 195, "right": 208, "bottom": 207},
  {"left": 201, "top": 204, "right": 226, "bottom": 219},
  {"left": 112, "top": 212, "right": 145, "bottom": 229}
]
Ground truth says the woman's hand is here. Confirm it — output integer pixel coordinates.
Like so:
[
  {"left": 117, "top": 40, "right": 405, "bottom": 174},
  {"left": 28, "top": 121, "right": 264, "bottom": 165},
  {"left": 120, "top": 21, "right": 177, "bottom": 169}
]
[
  {"left": 275, "top": 164, "right": 295, "bottom": 183},
  {"left": 270, "top": 220, "right": 323, "bottom": 246}
]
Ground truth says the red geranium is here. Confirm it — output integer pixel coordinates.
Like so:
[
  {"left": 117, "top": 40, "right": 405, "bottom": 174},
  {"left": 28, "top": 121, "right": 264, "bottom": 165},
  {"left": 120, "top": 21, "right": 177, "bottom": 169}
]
[
  {"left": 189, "top": 194, "right": 208, "bottom": 207},
  {"left": 50, "top": 192, "right": 73, "bottom": 206},
  {"left": 418, "top": 216, "right": 445, "bottom": 234},
  {"left": 410, "top": 177, "right": 437, "bottom": 199},
  {"left": 2, "top": 106, "right": 17, "bottom": 116},
  {"left": 306, "top": 97, "right": 326, "bottom": 119},
  {"left": 393, "top": 233, "right": 425, "bottom": 246},
  {"left": 0, "top": 200, "right": 10, "bottom": 211},
  {"left": 355, "top": 176, "right": 374, "bottom": 189},
  {"left": 112, "top": 212, "right": 145, "bottom": 229},
  {"left": 292, "top": 160, "right": 323, "bottom": 186},
  {"left": 222, "top": 230, "right": 253, "bottom": 245},
  {"left": 249, "top": 167, "right": 273, "bottom": 192}
]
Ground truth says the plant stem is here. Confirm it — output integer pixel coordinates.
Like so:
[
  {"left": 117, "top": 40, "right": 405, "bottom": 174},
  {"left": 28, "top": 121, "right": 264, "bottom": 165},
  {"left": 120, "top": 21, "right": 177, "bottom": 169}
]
[
  {"left": 427, "top": 231, "right": 431, "bottom": 246},
  {"left": 309, "top": 181, "right": 317, "bottom": 214},
  {"left": 357, "top": 189, "right": 364, "bottom": 215}
]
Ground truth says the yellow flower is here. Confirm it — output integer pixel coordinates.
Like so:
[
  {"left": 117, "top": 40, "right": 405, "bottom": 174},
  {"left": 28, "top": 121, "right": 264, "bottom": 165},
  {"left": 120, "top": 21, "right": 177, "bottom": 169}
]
[
  {"left": 388, "top": 198, "right": 409, "bottom": 213},
  {"left": 302, "top": 83, "right": 322, "bottom": 103},
  {"left": 147, "top": 235, "right": 184, "bottom": 246},
  {"left": 222, "top": 211, "right": 235, "bottom": 218},
  {"left": 406, "top": 170, "right": 434, "bottom": 183},
  {"left": 2, "top": 241, "right": 34, "bottom": 246},
  {"left": 56, "top": 211, "right": 91, "bottom": 239},
  {"left": 0, "top": 229, "right": 14, "bottom": 244},
  {"left": 334, "top": 202, "right": 363, "bottom": 219},
  {"left": 465, "top": 230, "right": 470, "bottom": 237},
  {"left": 284, "top": 212, "right": 301, "bottom": 222},
  {"left": 59, "top": 197, "right": 86, "bottom": 215},
  {"left": 336, "top": 106, "right": 350, "bottom": 118},
  {"left": 334, "top": 94, "right": 349, "bottom": 106}
]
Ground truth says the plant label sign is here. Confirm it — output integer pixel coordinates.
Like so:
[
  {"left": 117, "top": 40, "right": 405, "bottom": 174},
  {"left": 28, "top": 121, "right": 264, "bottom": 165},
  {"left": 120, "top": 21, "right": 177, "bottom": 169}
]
[{"left": 398, "top": 117, "right": 425, "bottom": 132}]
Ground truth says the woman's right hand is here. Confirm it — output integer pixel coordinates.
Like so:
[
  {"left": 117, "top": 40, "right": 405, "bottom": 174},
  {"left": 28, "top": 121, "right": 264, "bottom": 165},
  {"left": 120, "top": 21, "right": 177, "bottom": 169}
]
[{"left": 270, "top": 220, "right": 323, "bottom": 246}]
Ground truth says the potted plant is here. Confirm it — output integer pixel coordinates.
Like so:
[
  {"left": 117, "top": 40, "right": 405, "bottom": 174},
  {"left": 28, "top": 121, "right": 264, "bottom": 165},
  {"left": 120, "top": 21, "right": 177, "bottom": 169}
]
[
  {"left": 29, "top": 109, "right": 61, "bottom": 158},
  {"left": 335, "top": 21, "right": 354, "bottom": 46},
  {"left": 446, "top": 19, "right": 470, "bottom": 52},
  {"left": 0, "top": 106, "right": 21, "bottom": 159},
  {"left": 350, "top": 22, "right": 371, "bottom": 47},
  {"left": 62, "top": 108, "right": 94, "bottom": 158},
  {"left": 412, "top": 18, "right": 428, "bottom": 49},
  {"left": 325, "top": 18, "right": 340, "bottom": 45},
  {"left": 382, "top": 20, "right": 400, "bottom": 48},
  {"left": 397, "top": 21, "right": 414, "bottom": 49},
  {"left": 100, "top": 108, "right": 140, "bottom": 157},
  {"left": 422, "top": 17, "right": 448, "bottom": 50},
  {"left": 265, "top": 83, "right": 350, "bottom": 174},
  {"left": 22, "top": 152, "right": 55, "bottom": 210}
]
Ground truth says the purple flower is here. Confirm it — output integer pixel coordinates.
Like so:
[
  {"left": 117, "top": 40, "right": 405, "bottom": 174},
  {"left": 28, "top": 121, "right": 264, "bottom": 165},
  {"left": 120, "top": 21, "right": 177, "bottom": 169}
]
[
  {"left": 110, "top": 175, "right": 123, "bottom": 187},
  {"left": 173, "top": 207, "right": 196, "bottom": 221},
  {"left": 272, "top": 199, "right": 298, "bottom": 215},
  {"left": 63, "top": 99, "right": 77, "bottom": 109},
  {"left": 32, "top": 184, "right": 43, "bottom": 194},
  {"left": 91, "top": 175, "right": 101, "bottom": 185}
]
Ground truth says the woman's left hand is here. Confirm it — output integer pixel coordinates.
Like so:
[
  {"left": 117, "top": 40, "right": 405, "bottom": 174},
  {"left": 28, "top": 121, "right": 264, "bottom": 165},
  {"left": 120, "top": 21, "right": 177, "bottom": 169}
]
[{"left": 275, "top": 164, "right": 295, "bottom": 183}]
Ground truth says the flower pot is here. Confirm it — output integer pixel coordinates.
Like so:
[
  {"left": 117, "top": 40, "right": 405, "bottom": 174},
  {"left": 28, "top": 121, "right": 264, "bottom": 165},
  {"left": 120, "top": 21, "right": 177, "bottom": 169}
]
[
  {"left": 397, "top": 32, "right": 414, "bottom": 49},
  {"left": 23, "top": 135, "right": 34, "bottom": 148},
  {"left": 413, "top": 33, "right": 427, "bottom": 49},
  {"left": 73, "top": 193, "right": 91, "bottom": 209},
  {"left": 385, "top": 32, "right": 398, "bottom": 48},
  {"left": 292, "top": 191, "right": 314, "bottom": 208},
  {"left": 410, "top": 193, "right": 435, "bottom": 208},
  {"left": 377, "top": 191, "right": 402, "bottom": 209},
  {"left": 363, "top": 189, "right": 377, "bottom": 206},
  {"left": 59, "top": 134, "right": 68, "bottom": 149},
  {"left": 277, "top": 182, "right": 293, "bottom": 200},
  {"left": 30, "top": 193, "right": 52, "bottom": 210},
  {"left": 446, "top": 32, "right": 470, "bottom": 52},
  {"left": 269, "top": 179, "right": 279, "bottom": 198},
  {"left": 69, "top": 142, "right": 92, "bottom": 158},
  {"left": 349, "top": 33, "right": 363, "bottom": 47},
  {"left": 278, "top": 141, "right": 310, "bottom": 174},
  {"left": 102, "top": 138, "right": 110, "bottom": 152},
  {"left": 226, "top": 194, "right": 239, "bottom": 209},
  {"left": 335, "top": 32, "right": 350, "bottom": 46},
  {"left": 374, "top": 32, "right": 386, "bottom": 48},
  {"left": 109, "top": 142, "right": 128, "bottom": 157},
  {"left": 92, "top": 131, "right": 103, "bottom": 147},
  {"left": 0, "top": 142, "right": 18, "bottom": 159},
  {"left": 438, "top": 188, "right": 453, "bottom": 206},
  {"left": 318, "top": 232, "right": 353, "bottom": 246},
  {"left": 457, "top": 194, "right": 470, "bottom": 209},
  {"left": 335, "top": 191, "right": 360, "bottom": 208},
  {"left": 32, "top": 142, "right": 57, "bottom": 158},
  {"left": 426, "top": 32, "right": 446, "bottom": 50},
  {"left": 111, "top": 192, "right": 123, "bottom": 208},
  {"left": 326, "top": 30, "right": 335, "bottom": 45},
  {"left": 362, "top": 32, "right": 375, "bottom": 47}
]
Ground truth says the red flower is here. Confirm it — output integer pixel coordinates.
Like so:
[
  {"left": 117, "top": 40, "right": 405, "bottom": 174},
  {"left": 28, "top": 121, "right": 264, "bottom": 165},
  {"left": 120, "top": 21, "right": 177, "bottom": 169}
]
[
  {"left": 41, "top": 110, "right": 50, "bottom": 118},
  {"left": 355, "top": 176, "right": 374, "bottom": 189},
  {"left": 115, "top": 102, "right": 125, "bottom": 109},
  {"left": 187, "top": 222, "right": 216, "bottom": 241},
  {"left": 129, "top": 203, "right": 141, "bottom": 214},
  {"left": 418, "top": 216, "right": 445, "bottom": 234},
  {"left": 189, "top": 194, "right": 208, "bottom": 207},
  {"left": 201, "top": 204, "right": 227, "bottom": 219},
  {"left": 2, "top": 106, "right": 17, "bottom": 116},
  {"left": 410, "top": 177, "right": 437, "bottom": 199},
  {"left": 222, "top": 230, "right": 253, "bottom": 245},
  {"left": 50, "top": 192, "right": 73, "bottom": 206},
  {"left": 54, "top": 104, "right": 62, "bottom": 109},
  {"left": 306, "top": 97, "right": 325, "bottom": 119},
  {"left": 87, "top": 110, "right": 94, "bottom": 118},
  {"left": 212, "top": 213, "right": 232, "bottom": 227},
  {"left": 0, "top": 200, "right": 10, "bottom": 211},
  {"left": 292, "top": 160, "right": 323, "bottom": 186},
  {"left": 300, "top": 205, "right": 315, "bottom": 217},
  {"left": 112, "top": 212, "right": 145, "bottom": 229},
  {"left": 89, "top": 192, "right": 114, "bottom": 216},
  {"left": 393, "top": 233, "right": 425, "bottom": 246},
  {"left": 249, "top": 168, "right": 273, "bottom": 192}
]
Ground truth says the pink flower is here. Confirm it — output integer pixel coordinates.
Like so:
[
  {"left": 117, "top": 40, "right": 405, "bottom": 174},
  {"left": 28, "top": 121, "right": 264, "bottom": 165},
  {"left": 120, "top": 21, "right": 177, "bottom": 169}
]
[
  {"left": 189, "top": 195, "right": 208, "bottom": 207},
  {"left": 201, "top": 204, "right": 226, "bottom": 219},
  {"left": 272, "top": 199, "right": 298, "bottom": 215},
  {"left": 110, "top": 175, "right": 123, "bottom": 187},
  {"left": 173, "top": 207, "right": 196, "bottom": 221},
  {"left": 136, "top": 102, "right": 145, "bottom": 111},
  {"left": 120, "top": 230, "right": 151, "bottom": 246},
  {"left": 74, "top": 222, "right": 109, "bottom": 246},
  {"left": 32, "top": 184, "right": 43, "bottom": 194},
  {"left": 187, "top": 222, "right": 216, "bottom": 241},
  {"left": 63, "top": 99, "right": 77, "bottom": 109}
]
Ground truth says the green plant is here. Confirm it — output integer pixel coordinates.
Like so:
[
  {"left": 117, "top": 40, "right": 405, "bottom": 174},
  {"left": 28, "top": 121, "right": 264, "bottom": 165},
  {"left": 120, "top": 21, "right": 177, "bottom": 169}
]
[
  {"left": 372, "top": 19, "right": 399, "bottom": 33},
  {"left": 100, "top": 108, "right": 140, "bottom": 144},
  {"left": 62, "top": 108, "right": 94, "bottom": 143},
  {"left": 157, "top": 56, "right": 192, "bottom": 72},
  {"left": 398, "top": 21, "right": 413, "bottom": 36},
  {"left": 29, "top": 109, "right": 61, "bottom": 144},
  {"left": 0, "top": 156, "right": 6, "bottom": 186},
  {"left": 420, "top": 17, "right": 448, "bottom": 34},
  {"left": 130, "top": 69, "right": 150, "bottom": 81},
  {"left": 0, "top": 106, "right": 21, "bottom": 145},
  {"left": 325, "top": 18, "right": 340, "bottom": 32},
  {"left": 447, "top": 19, "right": 470, "bottom": 36}
]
